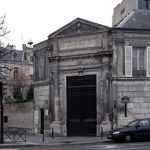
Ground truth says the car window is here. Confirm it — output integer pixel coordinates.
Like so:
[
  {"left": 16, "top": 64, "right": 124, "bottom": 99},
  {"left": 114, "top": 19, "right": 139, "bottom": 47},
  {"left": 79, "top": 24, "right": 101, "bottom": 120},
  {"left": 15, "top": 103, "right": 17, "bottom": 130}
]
[
  {"left": 139, "top": 120, "right": 150, "bottom": 127},
  {"left": 127, "top": 120, "right": 139, "bottom": 127}
]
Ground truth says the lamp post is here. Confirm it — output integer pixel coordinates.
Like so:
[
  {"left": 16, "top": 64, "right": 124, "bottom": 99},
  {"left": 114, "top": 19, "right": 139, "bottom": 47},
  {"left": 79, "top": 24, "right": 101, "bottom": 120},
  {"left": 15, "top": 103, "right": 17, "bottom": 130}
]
[{"left": 0, "top": 82, "right": 4, "bottom": 144}]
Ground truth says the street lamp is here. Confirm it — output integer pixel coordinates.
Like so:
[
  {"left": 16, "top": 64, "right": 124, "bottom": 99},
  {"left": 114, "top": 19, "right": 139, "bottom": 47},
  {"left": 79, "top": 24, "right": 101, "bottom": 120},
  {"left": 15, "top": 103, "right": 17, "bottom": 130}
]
[{"left": 0, "top": 82, "right": 4, "bottom": 144}]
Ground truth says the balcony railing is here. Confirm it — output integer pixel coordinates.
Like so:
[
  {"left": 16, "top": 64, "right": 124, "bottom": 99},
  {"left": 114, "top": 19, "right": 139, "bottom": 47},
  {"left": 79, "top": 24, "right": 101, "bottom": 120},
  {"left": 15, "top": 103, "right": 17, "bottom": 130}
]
[{"left": 133, "top": 70, "right": 146, "bottom": 77}]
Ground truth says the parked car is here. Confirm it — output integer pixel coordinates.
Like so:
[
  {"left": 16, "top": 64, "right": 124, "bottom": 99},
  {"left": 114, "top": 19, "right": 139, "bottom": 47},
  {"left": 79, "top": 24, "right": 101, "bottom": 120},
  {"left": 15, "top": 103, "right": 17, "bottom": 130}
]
[{"left": 107, "top": 118, "right": 150, "bottom": 142}]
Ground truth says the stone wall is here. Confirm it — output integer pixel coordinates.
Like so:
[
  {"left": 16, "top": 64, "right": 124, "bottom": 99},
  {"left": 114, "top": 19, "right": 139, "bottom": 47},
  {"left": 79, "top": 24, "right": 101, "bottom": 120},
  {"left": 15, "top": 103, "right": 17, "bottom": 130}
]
[
  {"left": 34, "top": 84, "right": 50, "bottom": 133},
  {"left": 3, "top": 101, "right": 33, "bottom": 129},
  {"left": 114, "top": 80, "right": 150, "bottom": 127}
]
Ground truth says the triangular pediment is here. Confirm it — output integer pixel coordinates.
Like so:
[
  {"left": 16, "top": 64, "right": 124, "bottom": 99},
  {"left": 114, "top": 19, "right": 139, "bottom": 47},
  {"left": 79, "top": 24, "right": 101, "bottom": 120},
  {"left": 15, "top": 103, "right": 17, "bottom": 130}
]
[{"left": 49, "top": 18, "right": 110, "bottom": 38}]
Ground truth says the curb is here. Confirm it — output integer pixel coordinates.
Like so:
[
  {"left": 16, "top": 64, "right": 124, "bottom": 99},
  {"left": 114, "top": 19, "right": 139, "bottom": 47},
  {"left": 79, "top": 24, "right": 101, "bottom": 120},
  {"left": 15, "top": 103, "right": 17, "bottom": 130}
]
[{"left": 0, "top": 139, "right": 111, "bottom": 148}]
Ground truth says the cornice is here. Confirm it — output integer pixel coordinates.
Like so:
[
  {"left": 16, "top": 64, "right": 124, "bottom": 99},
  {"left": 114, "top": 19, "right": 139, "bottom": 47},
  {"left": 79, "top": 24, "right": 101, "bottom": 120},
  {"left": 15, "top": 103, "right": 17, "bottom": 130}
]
[
  {"left": 48, "top": 51, "right": 112, "bottom": 62},
  {"left": 112, "top": 76, "right": 150, "bottom": 81},
  {"left": 33, "top": 80, "right": 49, "bottom": 87}
]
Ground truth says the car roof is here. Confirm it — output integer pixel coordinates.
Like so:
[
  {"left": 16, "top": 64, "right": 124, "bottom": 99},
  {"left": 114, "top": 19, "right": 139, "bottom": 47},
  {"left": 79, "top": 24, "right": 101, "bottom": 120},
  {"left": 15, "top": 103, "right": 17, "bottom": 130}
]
[{"left": 135, "top": 118, "right": 150, "bottom": 121}]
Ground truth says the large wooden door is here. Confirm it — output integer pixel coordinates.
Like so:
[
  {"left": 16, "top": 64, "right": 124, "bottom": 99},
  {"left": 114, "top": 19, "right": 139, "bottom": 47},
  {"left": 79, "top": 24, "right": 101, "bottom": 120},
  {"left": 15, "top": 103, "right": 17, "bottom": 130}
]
[{"left": 67, "top": 75, "right": 96, "bottom": 136}]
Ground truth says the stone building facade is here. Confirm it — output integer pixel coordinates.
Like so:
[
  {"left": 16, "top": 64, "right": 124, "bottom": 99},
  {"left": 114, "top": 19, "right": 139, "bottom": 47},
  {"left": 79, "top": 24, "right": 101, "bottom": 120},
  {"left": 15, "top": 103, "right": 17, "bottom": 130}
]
[
  {"left": 111, "top": 0, "right": 150, "bottom": 127},
  {"left": 111, "top": 28, "right": 150, "bottom": 127},
  {"left": 33, "top": 18, "right": 112, "bottom": 136},
  {"left": 112, "top": 0, "right": 150, "bottom": 26},
  {"left": 33, "top": 1, "right": 150, "bottom": 136}
]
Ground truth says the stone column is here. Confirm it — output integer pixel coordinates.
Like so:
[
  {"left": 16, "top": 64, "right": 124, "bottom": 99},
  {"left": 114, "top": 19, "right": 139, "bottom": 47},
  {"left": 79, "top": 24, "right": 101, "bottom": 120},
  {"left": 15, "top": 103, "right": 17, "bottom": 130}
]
[
  {"left": 49, "top": 38, "right": 62, "bottom": 135},
  {"left": 50, "top": 58, "right": 62, "bottom": 135},
  {"left": 53, "top": 70, "right": 60, "bottom": 122}
]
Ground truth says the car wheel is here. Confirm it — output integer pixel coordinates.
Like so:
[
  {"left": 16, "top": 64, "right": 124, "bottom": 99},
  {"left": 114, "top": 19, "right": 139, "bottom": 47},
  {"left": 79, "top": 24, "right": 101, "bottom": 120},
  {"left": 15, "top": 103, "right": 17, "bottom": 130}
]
[{"left": 124, "top": 134, "right": 132, "bottom": 142}]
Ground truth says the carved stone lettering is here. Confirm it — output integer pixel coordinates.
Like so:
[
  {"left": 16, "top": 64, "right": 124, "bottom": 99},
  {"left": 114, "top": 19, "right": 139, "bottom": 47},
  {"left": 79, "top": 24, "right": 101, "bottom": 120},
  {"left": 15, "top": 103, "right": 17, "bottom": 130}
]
[{"left": 60, "top": 39, "right": 97, "bottom": 50}]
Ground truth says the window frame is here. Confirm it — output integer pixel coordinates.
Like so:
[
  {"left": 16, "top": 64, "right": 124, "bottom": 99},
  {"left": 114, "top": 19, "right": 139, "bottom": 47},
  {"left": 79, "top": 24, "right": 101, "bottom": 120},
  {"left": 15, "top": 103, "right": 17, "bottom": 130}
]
[
  {"left": 14, "top": 67, "right": 19, "bottom": 79},
  {"left": 125, "top": 46, "right": 150, "bottom": 77}
]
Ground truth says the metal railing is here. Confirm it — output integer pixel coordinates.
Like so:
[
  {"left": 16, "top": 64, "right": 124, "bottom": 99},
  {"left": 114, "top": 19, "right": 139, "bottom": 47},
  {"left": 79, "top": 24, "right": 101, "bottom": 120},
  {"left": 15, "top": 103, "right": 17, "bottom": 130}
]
[{"left": 3, "top": 127, "right": 27, "bottom": 143}]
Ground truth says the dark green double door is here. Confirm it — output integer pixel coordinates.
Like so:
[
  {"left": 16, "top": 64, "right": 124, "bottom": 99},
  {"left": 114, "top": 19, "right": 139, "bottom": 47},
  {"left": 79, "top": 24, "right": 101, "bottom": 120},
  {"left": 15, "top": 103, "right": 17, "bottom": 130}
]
[{"left": 67, "top": 75, "right": 96, "bottom": 136}]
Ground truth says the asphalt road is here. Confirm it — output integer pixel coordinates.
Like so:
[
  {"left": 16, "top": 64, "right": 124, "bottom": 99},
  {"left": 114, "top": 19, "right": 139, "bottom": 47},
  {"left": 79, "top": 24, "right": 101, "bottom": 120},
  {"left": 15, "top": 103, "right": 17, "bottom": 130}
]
[{"left": 1, "top": 142, "right": 150, "bottom": 150}]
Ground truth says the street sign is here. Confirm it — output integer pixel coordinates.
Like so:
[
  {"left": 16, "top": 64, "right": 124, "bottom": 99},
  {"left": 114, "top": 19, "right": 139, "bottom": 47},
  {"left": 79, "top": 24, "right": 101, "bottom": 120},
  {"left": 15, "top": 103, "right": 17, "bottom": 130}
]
[{"left": 121, "top": 96, "right": 130, "bottom": 103}]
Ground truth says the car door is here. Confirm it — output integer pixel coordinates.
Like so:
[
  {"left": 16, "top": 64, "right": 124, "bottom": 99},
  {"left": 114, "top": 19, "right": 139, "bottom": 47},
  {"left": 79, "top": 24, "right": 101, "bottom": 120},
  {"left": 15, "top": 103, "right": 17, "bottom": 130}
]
[{"left": 134, "top": 119, "right": 150, "bottom": 140}]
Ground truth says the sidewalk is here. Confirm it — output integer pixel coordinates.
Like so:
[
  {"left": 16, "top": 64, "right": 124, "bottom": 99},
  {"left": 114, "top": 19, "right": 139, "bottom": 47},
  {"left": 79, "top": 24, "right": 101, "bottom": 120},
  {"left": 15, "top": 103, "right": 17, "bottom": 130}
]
[{"left": 0, "top": 134, "right": 111, "bottom": 148}]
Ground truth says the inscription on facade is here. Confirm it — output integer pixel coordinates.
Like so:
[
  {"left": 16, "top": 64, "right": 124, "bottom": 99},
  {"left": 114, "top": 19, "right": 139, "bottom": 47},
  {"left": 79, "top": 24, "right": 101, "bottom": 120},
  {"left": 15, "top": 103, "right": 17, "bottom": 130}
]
[{"left": 60, "top": 39, "right": 100, "bottom": 50}]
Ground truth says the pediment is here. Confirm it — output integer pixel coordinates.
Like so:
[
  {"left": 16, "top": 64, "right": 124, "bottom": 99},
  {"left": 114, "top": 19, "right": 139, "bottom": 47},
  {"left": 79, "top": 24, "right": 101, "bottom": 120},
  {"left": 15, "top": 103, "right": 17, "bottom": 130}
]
[{"left": 49, "top": 18, "right": 110, "bottom": 38}]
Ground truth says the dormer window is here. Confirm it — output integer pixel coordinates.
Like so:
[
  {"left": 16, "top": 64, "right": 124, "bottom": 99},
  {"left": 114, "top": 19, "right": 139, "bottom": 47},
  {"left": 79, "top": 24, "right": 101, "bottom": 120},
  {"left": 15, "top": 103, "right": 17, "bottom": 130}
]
[
  {"left": 121, "top": 8, "right": 125, "bottom": 15},
  {"left": 13, "top": 52, "right": 17, "bottom": 59}
]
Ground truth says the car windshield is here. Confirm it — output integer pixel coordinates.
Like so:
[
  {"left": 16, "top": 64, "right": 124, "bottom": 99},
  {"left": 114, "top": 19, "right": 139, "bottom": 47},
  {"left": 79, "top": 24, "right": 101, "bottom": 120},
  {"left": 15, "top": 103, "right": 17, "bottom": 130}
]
[{"left": 126, "top": 120, "right": 139, "bottom": 127}]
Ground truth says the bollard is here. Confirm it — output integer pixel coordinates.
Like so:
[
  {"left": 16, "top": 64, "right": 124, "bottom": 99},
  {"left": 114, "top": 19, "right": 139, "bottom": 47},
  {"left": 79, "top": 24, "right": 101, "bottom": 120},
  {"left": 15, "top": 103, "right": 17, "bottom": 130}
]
[
  {"left": 43, "top": 130, "right": 44, "bottom": 143},
  {"left": 101, "top": 127, "right": 103, "bottom": 140},
  {"left": 52, "top": 128, "right": 54, "bottom": 139},
  {"left": 25, "top": 130, "right": 27, "bottom": 143}
]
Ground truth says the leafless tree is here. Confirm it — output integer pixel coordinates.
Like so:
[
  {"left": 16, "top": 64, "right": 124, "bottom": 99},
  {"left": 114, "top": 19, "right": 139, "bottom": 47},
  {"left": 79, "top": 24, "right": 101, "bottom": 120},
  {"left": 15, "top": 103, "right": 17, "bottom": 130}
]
[
  {"left": 0, "top": 15, "right": 14, "bottom": 79},
  {"left": 0, "top": 15, "right": 10, "bottom": 42},
  {"left": 7, "top": 68, "right": 30, "bottom": 101}
]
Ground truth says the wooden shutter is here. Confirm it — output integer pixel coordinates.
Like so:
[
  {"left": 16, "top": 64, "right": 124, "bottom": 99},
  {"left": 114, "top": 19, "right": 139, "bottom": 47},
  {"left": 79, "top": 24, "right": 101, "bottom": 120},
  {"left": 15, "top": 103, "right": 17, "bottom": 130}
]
[
  {"left": 147, "top": 47, "right": 150, "bottom": 77},
  {"left": 125, "top": 46, "right": 132, "bottom": 77}
]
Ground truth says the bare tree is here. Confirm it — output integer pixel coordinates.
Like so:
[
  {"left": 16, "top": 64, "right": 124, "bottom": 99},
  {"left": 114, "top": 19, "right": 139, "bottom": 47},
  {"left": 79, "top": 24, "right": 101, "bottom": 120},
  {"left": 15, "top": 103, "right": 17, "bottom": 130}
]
[
  {"left": 0, "top": 15, "right": 15, "bottom": 79},
  {"left": 7, "top": 68, "right": 30, "bottom": 101},
  {"left": 0, "top": 15, "right": 10, "bottom": 42}
]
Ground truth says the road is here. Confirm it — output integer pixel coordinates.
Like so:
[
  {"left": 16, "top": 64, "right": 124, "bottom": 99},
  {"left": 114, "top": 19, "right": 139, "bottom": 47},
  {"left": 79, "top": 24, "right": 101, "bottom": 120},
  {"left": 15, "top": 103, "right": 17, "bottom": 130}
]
[{"left": 1, "top": 142, "right": 150, "bottom": 150}]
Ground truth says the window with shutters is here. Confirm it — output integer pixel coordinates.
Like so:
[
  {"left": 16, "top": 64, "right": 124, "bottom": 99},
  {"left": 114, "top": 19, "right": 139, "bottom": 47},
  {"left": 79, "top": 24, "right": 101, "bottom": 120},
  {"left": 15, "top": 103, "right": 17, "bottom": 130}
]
[
  {"left": 125, "top": 46, "right": 150, "bottom": 77},
  {"left": 132, "top": 47, "right": 146, "bottom": 77}
]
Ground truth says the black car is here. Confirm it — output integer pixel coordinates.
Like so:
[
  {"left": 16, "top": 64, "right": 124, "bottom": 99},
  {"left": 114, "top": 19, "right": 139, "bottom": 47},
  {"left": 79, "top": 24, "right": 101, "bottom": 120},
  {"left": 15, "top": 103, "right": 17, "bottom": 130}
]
[{"left": 107, "top": 118, "right": 150, "bottom": 142}]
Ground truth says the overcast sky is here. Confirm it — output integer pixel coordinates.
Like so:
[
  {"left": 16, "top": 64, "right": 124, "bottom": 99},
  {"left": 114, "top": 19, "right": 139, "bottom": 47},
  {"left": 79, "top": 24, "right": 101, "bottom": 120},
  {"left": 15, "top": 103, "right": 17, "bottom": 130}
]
[{"left": 0, "top": 0, "right": 122, "bottom": 49}]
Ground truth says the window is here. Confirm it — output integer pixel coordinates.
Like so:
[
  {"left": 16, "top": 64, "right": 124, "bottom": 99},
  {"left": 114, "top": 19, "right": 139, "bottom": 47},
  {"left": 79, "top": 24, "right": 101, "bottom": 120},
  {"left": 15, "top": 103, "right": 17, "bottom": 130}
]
[
  {"left": 139, "top": 120, "right": 149, "bottom": 127},
  {"left": 30, "top": 56, "right": 33, "bottom": 62},
  {"left": 125, "top": 46, "right": 150, "bottom": 77},
  {"left": 30, "top": 67, "right": 33, "bottom": 75},
  {"left": 13, "top": 52, "right": 17, "bottom": 59},
  {"left": 14, "top": 67, "right": 19, "bottom": 79},
  {"left": 121, "top": 8, "right": 125, "bottom": 15},
  {"left": 146, "top": 0, "right": 150, "bottom": 9},
  {"left": 127, "top": 120, "right": 138, "bottom": 127},
  {"left": 24, "top": 53, "right": 27, "bottom": 60},
  {"left": 132, "top": 47, "right": 146, "bottom": 77}
]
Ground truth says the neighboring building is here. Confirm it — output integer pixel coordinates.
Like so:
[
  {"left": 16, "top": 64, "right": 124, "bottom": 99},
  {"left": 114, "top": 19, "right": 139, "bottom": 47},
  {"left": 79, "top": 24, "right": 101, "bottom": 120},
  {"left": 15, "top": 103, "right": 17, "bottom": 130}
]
[
  {"left": 111, "top": 0, "right": 150, "bottom": 127},
  {"left": 112, "top": 0, "right": 150, "bottom": 26},
  {"left": 33, "top": 1, "right": 150, "bottom": 136},
  {"left": 111, "top": 29, "right": 150, "bottom": 127},
  {"left": 0, "top": 43, "right": 33, "bottom": 99}
]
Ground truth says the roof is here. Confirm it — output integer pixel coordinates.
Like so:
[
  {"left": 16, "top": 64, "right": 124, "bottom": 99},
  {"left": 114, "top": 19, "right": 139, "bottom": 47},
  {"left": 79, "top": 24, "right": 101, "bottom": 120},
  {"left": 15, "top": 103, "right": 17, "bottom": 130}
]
[
  {"left": 49, "top": 18, "right": 110, "bottom": 38},
  {"left": 116, "top": 10, "right": 150, "bottom": 29},
  {"left": 0, "top": 49, "right": 23, "bottom": 62}
]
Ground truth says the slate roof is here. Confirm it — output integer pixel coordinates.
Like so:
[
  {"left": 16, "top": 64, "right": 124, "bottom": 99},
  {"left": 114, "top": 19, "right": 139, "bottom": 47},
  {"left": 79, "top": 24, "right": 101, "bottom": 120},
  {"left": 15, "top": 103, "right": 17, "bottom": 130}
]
[
  {"left": 0, "top": 49, "right": 23, "bottom": 62},
  {"left": 116, "top": 10, "right": 150, "bottom": 29}
]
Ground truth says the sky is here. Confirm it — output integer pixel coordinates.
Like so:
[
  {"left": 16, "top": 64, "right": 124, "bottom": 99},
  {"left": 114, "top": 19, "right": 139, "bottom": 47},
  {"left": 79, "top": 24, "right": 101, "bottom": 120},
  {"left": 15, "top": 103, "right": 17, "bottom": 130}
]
[{"left": 0, "top": 0, "right": 122, "bottom": 50}]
